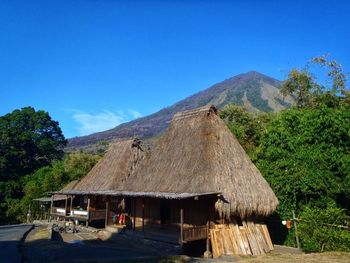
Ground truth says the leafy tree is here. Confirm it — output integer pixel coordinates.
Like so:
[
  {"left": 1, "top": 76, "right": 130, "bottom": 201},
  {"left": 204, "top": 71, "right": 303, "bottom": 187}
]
[
  {"left": 256, "top": 106, "right": 350, "bottom": 219},
  {"left": 0, "top": 107, "right": 66, "bottom": 223},
  {"left": 298, "top": 204, "right": 350, "bottom": 252},
  {"left": 281, "top": 55, "right": 349, "bottom": 109},
  {"left": 0, "top": 107, "right": 66, "bottom": 181},
  {"left": 12, "top": 151, "right": 101, "bottom": 222},
  {"left": 64, "top": 152, "right": 101, "bottom": 181},
  {"left": 7, "top": 161, "right": 68, "bottom": 222},
  {"left": 280, "top": 69, "right": 320, "bottom": 108},
  {"left": 220, "top": 104, "right": 271, "bottom": 156}
]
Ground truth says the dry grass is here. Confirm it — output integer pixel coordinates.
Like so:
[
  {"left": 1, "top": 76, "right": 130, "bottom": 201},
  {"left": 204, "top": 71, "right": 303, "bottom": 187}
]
[
  {"left": 125, "top": 105, "right": 278, "bottom": 218},
  {"left": 232, "top": 252, "right": 350, "bottom": 263},
  {"left": 59, "top": 139, "right": 145, "bottom": 193}
]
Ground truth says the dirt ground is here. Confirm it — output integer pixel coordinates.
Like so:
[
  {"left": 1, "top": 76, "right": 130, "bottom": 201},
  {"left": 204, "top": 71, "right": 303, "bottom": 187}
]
[{"left": 23, "top": 225, "right": 350, "bottom": 263}]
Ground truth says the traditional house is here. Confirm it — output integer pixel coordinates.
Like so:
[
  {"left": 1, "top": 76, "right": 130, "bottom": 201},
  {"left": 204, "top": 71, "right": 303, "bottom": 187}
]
[
  {"left": 53, "top": 105, "right": 278, "bottom": 257},
  {"left": 53, "top": 139, "right": 145, "bottom": 226}
]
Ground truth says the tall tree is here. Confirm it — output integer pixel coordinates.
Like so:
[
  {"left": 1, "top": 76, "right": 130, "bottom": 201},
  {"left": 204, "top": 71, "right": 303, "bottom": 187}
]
[
  {"left": 0, "top": 107, "right": 66, "bottom": 181},
  {"left": 280, "top": 55, "right": 349, "bottom": 109},
  {"left": 0, "top": 106, "right": 66, "bottom": 223}
]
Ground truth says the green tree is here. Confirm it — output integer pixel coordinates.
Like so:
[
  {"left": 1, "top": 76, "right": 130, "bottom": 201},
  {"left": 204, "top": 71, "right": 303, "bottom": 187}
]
[
  {"left": 298, "top": 204, "right": 350, "bottom": 252},
  {"left": 12, "top": 151, "right": 101, "bottom": 222},
  {"left": 220, "top": 104, "right": 271, "bottom": 156},
  {"left": 257, "top": 107, "right": 350, "bottom": 219},
  {"left": 281, "top": 55, "right": 349, "bottom": 109},
  {"left": 0, "top": 106, "right": 66, "bottom": 224},
  {"left": 64, "top": 151, "right": 101, "bottom": 181},
  {"left": 0, "top": 107, "right": 66, "bottom": 181}
]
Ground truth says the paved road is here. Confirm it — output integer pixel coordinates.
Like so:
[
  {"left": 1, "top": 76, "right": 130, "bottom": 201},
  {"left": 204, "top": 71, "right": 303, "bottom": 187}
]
[{"left": 0, "top": 224, "right": 34, "bottom": 263}]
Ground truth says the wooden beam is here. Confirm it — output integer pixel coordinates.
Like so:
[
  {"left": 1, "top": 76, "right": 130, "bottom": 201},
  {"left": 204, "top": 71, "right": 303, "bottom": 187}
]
[
  {"left": 133, "top": 197, "right": 136, "bottom": 231},
  {"left": 70, "top": 196, "right": 73, "bottom": 216},
  {"left": 105, "top": 199, "right": 109, "bottom": 228},
  {"left": 86, "top": 196, "right": 90, "bottom": 227},
  {"left": 180, "top": 207, "right": 184, "bottom": 244},
  {"left": 206, "top": 220, "right": 210, "bottom": 257},
  {"left": 142, "top": 199, "right": 145, "bottom": 232},
  {"left": 64, "top": 196, "right": 68, "bottom": 219},
  {"left": 49, "top": 195, "right": 54, "bottom": 222}
]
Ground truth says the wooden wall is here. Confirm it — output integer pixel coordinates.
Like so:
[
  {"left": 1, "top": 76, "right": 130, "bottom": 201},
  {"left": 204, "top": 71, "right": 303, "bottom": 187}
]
[{"left": 128, "top": 195, "right": 217, "bottom": 227}]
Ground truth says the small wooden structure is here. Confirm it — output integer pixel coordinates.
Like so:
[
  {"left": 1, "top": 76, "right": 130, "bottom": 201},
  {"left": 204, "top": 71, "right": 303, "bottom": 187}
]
[{"left": 52, "top": 105, "right": 278, "bottom": 257}]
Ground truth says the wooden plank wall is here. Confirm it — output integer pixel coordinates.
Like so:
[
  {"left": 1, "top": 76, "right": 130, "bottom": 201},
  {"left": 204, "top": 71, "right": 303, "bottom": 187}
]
[{"left": 210, "top": 221, "right": 274, "bottom": 258}]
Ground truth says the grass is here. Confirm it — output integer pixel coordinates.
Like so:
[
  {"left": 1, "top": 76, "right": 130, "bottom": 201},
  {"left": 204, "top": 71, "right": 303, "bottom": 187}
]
[{"left": 223, "top": 252, "right": 350, "bottom": 263}]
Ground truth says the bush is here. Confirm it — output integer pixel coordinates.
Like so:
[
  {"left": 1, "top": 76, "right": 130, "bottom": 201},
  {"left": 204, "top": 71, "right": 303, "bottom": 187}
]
[{"left": 298, "top": 204, "right": 350, "bottom": 252}]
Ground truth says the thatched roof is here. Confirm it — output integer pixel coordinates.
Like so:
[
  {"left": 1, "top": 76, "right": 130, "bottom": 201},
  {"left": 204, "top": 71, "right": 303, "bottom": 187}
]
[
  {"left": 54, "top": 180, "right": 80, "bottom": 200},
  {"left": 58, "top": 139, "right": 145, "bottom": 194},
  {"left": 124, "top": 105, "right": 278, "bottom": 218}
]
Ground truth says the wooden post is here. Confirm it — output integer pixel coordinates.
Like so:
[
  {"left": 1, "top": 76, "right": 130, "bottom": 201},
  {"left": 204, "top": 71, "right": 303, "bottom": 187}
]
[
  {"left": 70, "top": 196, "right": 73, "bottom": 216},
  {"left": 142, "top": 199, "right": 145, "bottom": 232},
  {"left": 292, "top": 210, "right": 300, "bottom": 249},
  {"left": 86, "top": 196, "right": 90, "bottom": 227},
  {"left": 105, "top": 199, "right": 109, "bottom": 228},
  {"left": 133, "top": 198, "right": 136, "bottom": 231},
  {"left": 49, "top": 195, "right": 54, "bottom": 222},
  {"left": 64, "top": 196, "right": 68, "bottom": 220},
  {"left": 206, "top": 220, "right": 210, "bottom": 255},
  {"left": 180, "top": 207, "right": 184, "bottom": 244}
]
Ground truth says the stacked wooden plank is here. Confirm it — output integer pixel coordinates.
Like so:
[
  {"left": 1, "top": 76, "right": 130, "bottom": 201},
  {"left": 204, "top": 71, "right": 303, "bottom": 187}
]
[{"left": 210, "top": 221, "right": 274, "bottom": 258}]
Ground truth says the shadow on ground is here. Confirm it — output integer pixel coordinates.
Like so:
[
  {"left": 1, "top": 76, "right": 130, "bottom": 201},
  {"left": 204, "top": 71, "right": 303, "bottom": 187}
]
[{"left": 23, "top": 226, "right": 190, "bottom": 263}]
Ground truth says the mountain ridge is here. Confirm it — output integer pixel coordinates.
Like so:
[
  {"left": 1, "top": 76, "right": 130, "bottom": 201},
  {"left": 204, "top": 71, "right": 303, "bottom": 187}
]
[{"left": 67, "top": 71, "right": 292, "bottom": 150}]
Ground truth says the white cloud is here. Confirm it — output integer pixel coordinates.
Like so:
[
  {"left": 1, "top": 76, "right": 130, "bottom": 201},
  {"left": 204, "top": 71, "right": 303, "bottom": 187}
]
[
  {"left": 128, "top": 109, "right": 143, "bottom": 119},
  {"left": 71, "top": 109, "right": 142, "bottom": 136}
]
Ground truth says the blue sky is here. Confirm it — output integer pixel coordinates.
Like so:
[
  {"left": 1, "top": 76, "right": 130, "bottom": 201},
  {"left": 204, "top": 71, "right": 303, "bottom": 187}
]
[{"left": 0, "top": 0, "right": 349, "bottom": 138}]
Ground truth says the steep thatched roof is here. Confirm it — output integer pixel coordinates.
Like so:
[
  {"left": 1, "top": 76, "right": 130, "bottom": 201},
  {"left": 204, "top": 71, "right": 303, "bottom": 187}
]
[
  {"left": 124, "top": 105, "right": 278, "bottom": 218},
  {"left": 59, "top": 139, "right": 145, "bottom": 194}
]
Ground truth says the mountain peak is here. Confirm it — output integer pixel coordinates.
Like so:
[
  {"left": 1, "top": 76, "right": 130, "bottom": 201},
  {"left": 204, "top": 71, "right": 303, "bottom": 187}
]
[{"left": 67, "top": 72, "right": 293, "bottom": 150}]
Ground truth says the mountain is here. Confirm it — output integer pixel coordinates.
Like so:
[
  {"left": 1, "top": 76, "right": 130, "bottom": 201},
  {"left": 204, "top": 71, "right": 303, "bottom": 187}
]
[{"left": 67, "top": 71, "right": 293, "bottom": 150}]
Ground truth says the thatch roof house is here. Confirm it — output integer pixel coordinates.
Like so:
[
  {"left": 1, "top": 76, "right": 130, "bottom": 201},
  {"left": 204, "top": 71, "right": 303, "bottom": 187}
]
[
  {"left": 69, "top": 139, "right": 145, "bottom": 193},
  {"left": 51, "top": 139, "right": 145, "bottom": 224},
  {"left": 124, "top": 105, "right": 278, "bottom": 218},
  {"left": 50, "top": 105, "right": 278, "bottom": 257}
]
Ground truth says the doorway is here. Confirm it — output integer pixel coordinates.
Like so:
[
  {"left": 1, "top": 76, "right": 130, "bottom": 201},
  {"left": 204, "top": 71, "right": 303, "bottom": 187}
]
[{"left": 160, "top": 199, "right": 170, "bottom": 224}]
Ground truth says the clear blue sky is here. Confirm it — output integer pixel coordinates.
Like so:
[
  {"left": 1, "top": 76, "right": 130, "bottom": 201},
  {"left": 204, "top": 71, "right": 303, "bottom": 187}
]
[{"left": 1, "top": 0, "right": 349, "bottom": 138}]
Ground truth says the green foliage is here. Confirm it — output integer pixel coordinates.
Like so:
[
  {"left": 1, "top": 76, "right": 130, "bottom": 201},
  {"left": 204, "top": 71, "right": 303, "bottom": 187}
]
[
  {"left": 298, "top": 204, "right": 350, "bottom": 252},
  {"left": 0, "top": 106, "right": 67, "bottom": 224},
  {"left": 64, "top": 152, "right": 101, "bottom": 181},
  {"left": 281, "top": 55, "right": 350, "bottom": 109},
  {"left": 0, "top": 107, "right": 67, "bottom": 182},
  {"left": 223, "top": 58, "right": 350, "bottom": 251},
  {"left": 7, "top": 161, "right": 68, "bottom": 222},
  {"left": 13, "top": 152, "right": 101, "bottom": 222},
  {"left": 280, "top": 69, "right": 319, "bottom": 108},
  {"left": 220, "top": 104, "right": 271, "bottom": 156},
  {"left": 256, "top": 106, "right": 350, "bottom": 219}
]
